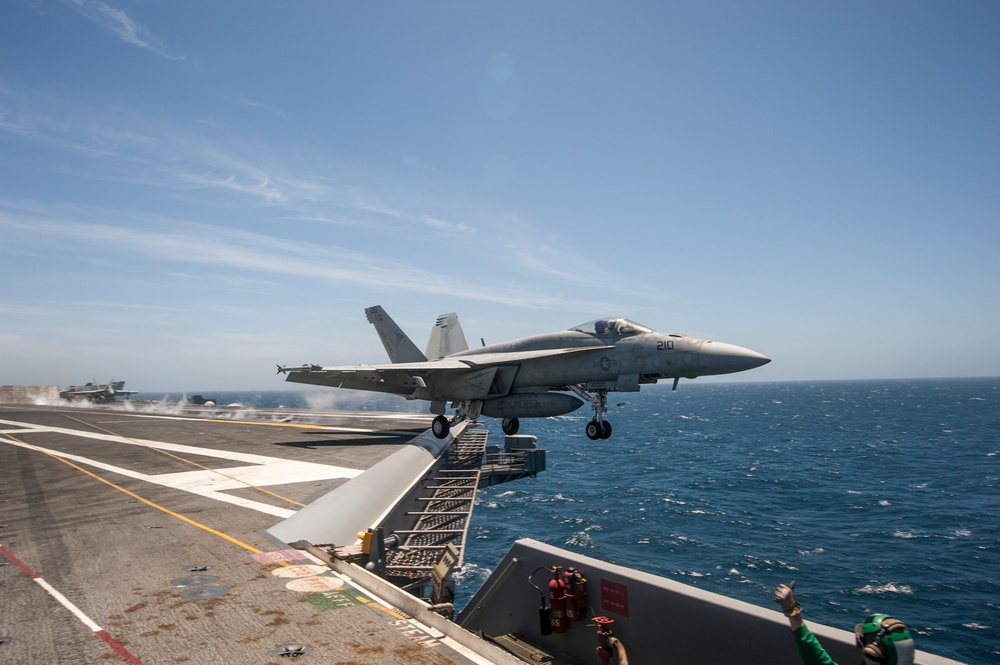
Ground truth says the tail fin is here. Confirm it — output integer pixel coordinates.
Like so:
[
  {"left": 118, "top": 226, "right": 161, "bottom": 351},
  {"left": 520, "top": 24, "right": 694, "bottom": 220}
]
[
  {"left": 425, "top": 312, "right": 470, "bottom": 359},
  {"left": 365, "top": 306, "right": 428, "bottom": 363},
  {"left": 112, "top": 381, "right": 126, "bottom": 390}
]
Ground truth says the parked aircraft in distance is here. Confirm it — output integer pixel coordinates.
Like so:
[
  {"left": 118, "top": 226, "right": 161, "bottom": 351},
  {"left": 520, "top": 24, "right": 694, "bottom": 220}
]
[
  {"left": 59, "top": 380, "right": 138, "bottom": 403},
  {"left": 278, "top": 306, "right": 770, "bottom": 440}
]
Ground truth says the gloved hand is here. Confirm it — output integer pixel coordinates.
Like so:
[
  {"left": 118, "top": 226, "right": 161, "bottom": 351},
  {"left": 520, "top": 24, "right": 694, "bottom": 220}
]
[{"left": 773, "top": 581, "right": 801, "bottom": 616}]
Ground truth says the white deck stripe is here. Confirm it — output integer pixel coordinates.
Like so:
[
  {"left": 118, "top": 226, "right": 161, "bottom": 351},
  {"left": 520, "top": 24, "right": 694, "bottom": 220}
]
[
  {"left": 0, "top": 418, "right": 368, "bottom": 517},
  {"left": 34, "top": 577, "right": 104, "bottom": 632},
  {"left": 0, "top": 418, "right": 355, "bottom": 466},
  {"left": 2, "top": 438, "right": 300, "bottom": 518}
]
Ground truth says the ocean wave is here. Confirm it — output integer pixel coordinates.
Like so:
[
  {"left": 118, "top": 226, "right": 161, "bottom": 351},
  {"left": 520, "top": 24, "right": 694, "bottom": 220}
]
[
  {"left": 541, "top": 493, "right": 578, "bottom": 503},
  {"left": 453, "top": 562, "right": 492, "bottom": 587},
  {"left": 962, "top": 622, "right": 991, "bottom": 630},
  {"left": 565, "top": 531, "right": 596, "bottom": 549},
  {"left": 892, "top": 530, "right": 925, "bottom": 539},
  {"left": 676, "top": 570, "right": 708, "bottom": 578},
  {"left": 856, "top": 582, "right": 914, "bottom": 595}
]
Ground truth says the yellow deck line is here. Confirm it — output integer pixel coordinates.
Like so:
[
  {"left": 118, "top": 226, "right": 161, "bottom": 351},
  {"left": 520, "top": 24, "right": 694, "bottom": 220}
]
[
  {"left": 4, "top": 427, "right": 411, "bottom": 622},
  {"left": 2, "top": 431, "right": 265, "bottom": 555}
]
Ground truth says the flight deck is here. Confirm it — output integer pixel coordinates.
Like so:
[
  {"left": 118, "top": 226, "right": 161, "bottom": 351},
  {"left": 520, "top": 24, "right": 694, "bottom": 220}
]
[{"left": 0, "top": 404, "right": 505, "bottom": 664}]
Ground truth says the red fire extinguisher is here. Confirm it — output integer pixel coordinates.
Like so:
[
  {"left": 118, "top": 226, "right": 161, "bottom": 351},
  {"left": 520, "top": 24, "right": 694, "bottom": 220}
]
[
  {"left": 563, "top": 568, "right": 578, "bottom": 622},
  {"left": 565, "top": 568, "right": 587, "bottom": 621},
  {"left": 548, "top": 566, "right": 568, "bottom": 633}
]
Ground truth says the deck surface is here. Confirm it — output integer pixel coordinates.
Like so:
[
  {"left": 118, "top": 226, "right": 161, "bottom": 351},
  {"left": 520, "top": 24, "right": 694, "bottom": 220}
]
[{"left": 0, "top": 403, "right": 490, "bottom": 664}]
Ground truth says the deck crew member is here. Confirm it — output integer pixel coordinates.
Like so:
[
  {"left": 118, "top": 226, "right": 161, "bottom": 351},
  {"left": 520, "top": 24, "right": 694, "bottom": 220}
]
[{"left": 773, "top": 582, "right": 915, "bottom": 665}]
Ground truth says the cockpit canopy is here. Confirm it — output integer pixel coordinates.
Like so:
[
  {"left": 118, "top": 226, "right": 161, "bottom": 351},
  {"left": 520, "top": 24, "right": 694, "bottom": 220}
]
[{"left": 571, "top": 318, "right": 654, "bottom": 337}]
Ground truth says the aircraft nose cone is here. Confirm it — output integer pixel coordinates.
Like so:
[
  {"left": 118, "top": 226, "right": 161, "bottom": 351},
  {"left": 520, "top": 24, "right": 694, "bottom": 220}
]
[{"left": 698, "top": 341, "right": 771, "bottom": 376}]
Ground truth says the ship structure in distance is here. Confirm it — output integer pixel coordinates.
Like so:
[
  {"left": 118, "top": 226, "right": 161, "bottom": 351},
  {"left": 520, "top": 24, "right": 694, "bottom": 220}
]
[
  {"left": 278, "top": 305, "right": 770, "bottom": 440},
  {"left": 59, "top": 380, "right": 138, "bottom": 402}
]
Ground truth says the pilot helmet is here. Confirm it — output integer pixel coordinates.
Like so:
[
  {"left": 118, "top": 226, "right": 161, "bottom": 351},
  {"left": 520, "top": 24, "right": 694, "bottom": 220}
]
[{"left": 855, "top": 614, "right": 915, "bottom": 665}]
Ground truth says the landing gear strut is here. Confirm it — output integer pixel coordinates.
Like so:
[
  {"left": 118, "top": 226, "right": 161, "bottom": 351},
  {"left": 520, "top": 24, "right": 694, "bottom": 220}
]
[
  {"left": 569, "top": 386, "right": 614, "bottom": 440},
  {"left": 431, "top": 400, "right": 483, "bottom": 440}
]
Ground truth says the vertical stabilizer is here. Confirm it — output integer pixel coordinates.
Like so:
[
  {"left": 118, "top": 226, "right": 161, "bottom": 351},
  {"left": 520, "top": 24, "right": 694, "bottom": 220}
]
[
  {"left": 425, "top": 312, "right": 470, "bottom": 360},
  {"left": 365, "top": 306, "right": 428, "bottom": 363}
]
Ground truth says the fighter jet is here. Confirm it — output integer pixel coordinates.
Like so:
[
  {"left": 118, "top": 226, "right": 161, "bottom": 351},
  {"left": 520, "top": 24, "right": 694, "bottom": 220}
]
[
  {"left": 59, "top": 380, "right": 138, "bottom": 403},
  {"left": 278, "top": 306, "right": 770, "bottom": 440}
]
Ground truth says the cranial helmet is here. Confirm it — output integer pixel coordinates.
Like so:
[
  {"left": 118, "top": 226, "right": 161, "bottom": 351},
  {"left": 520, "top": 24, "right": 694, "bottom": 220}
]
[{"left": 855, "top": 614, "right": 915, "bottom": 665}]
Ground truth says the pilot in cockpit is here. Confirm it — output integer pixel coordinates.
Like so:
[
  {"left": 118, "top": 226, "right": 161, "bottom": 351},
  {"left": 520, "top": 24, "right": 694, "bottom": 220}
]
[{"left": 594, "top": 319, "right": 634, "bottom": 335}]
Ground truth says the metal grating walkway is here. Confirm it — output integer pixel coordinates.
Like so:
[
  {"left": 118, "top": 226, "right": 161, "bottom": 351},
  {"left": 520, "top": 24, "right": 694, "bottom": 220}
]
[{"left": 384, "top": 426, "right": 490, "bottom": 577}]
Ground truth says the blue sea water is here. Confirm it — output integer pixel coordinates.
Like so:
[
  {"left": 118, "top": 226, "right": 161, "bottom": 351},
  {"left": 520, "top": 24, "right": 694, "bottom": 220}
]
[
  {"left": 140, "top": 378, "right": 999, "bottom": 663},
  {"left": 460, "top": 378, "right": 1000, "bottom": 665}
]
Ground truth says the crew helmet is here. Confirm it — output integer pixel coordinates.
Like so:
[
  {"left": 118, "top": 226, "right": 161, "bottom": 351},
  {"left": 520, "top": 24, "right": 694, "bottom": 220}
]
[{"left": 855, "top": 614, "right": 915, "bottom": 665}]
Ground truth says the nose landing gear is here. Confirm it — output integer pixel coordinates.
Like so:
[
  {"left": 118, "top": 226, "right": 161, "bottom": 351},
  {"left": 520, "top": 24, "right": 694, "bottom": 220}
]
[{"left": 569, "top": 386, "right": 615, "bottom": 440}]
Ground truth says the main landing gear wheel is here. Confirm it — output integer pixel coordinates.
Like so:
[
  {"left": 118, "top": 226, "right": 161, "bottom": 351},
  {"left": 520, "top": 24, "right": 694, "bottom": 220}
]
[
  {"left": 501, "top": 418, "right": 520, "bottom": 435},
  {"left": 431, "top": 415, "right": 451, "bottom": 439},
  {"left": 586, "top": 420, "right": 613, "bottom": 440}
]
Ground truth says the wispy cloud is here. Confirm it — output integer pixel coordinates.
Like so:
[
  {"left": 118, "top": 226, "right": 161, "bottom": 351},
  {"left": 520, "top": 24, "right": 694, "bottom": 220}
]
[
  {"left": 402, "top": 154, "right": 436, "bottom": 171},
  {"left": 0, "top": 206, "right": 588, "bottom": 310},
  {"left": 63, "top": 0, "right": 187, "bottom": 61},
  {"left": 0, "top": 84, "right": 475, "bottom": 237},
  {"left": 213, "top": 93, "right": 289, "bottom": 122},
  {"left": 0, "top": 85, "right": 641, "bottom": 310}
]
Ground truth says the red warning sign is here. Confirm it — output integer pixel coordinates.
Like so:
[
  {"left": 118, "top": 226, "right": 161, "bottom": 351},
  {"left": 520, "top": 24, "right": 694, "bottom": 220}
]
[{"left": 600, "top": 578, "right": 629, "bottom": 618}]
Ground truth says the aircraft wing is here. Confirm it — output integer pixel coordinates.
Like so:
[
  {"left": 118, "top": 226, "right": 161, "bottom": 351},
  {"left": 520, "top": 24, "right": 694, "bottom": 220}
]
[
  {"left": 450, "top": 345, "right": 615, "bottom": 367},
  {"left": 279, "top": 346, "right": 613, "bottom": 379},
  {"left": 278, "top": 346, "right": 616, "bottom": 399},
  {"left": 278, "top": 360, "right": 468, "bottom": 396}
]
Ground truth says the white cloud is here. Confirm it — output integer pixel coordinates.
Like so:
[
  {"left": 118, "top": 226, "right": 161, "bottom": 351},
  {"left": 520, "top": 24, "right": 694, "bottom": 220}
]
[
  {"left": 63, "top": 0, "right": 187, "bottom": 61},
  {"left": 0, "top": 85, "right": 476, "bottom": 238},
  {"left": 0, "top": 207, "right": 589, "bottom": 310}
]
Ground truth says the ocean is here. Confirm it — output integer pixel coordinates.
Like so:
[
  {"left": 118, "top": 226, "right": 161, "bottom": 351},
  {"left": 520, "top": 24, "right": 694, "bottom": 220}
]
[{"left": 139, "top": 378, "right": 999, "bottom": 663}]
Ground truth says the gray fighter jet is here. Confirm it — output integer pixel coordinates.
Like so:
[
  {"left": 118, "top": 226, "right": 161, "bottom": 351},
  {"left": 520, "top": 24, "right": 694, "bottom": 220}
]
[
  {"left": 278, "top": 306, "right": 770, "bottom": 440},
  {"left": 59, "top": 380, "right": 138, "bottom": 403}
]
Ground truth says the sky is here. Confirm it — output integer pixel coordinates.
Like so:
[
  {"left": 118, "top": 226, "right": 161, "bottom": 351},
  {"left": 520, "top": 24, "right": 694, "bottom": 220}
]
[{"left": 1, "top": 1, "right": 998, "bottom": 392}]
